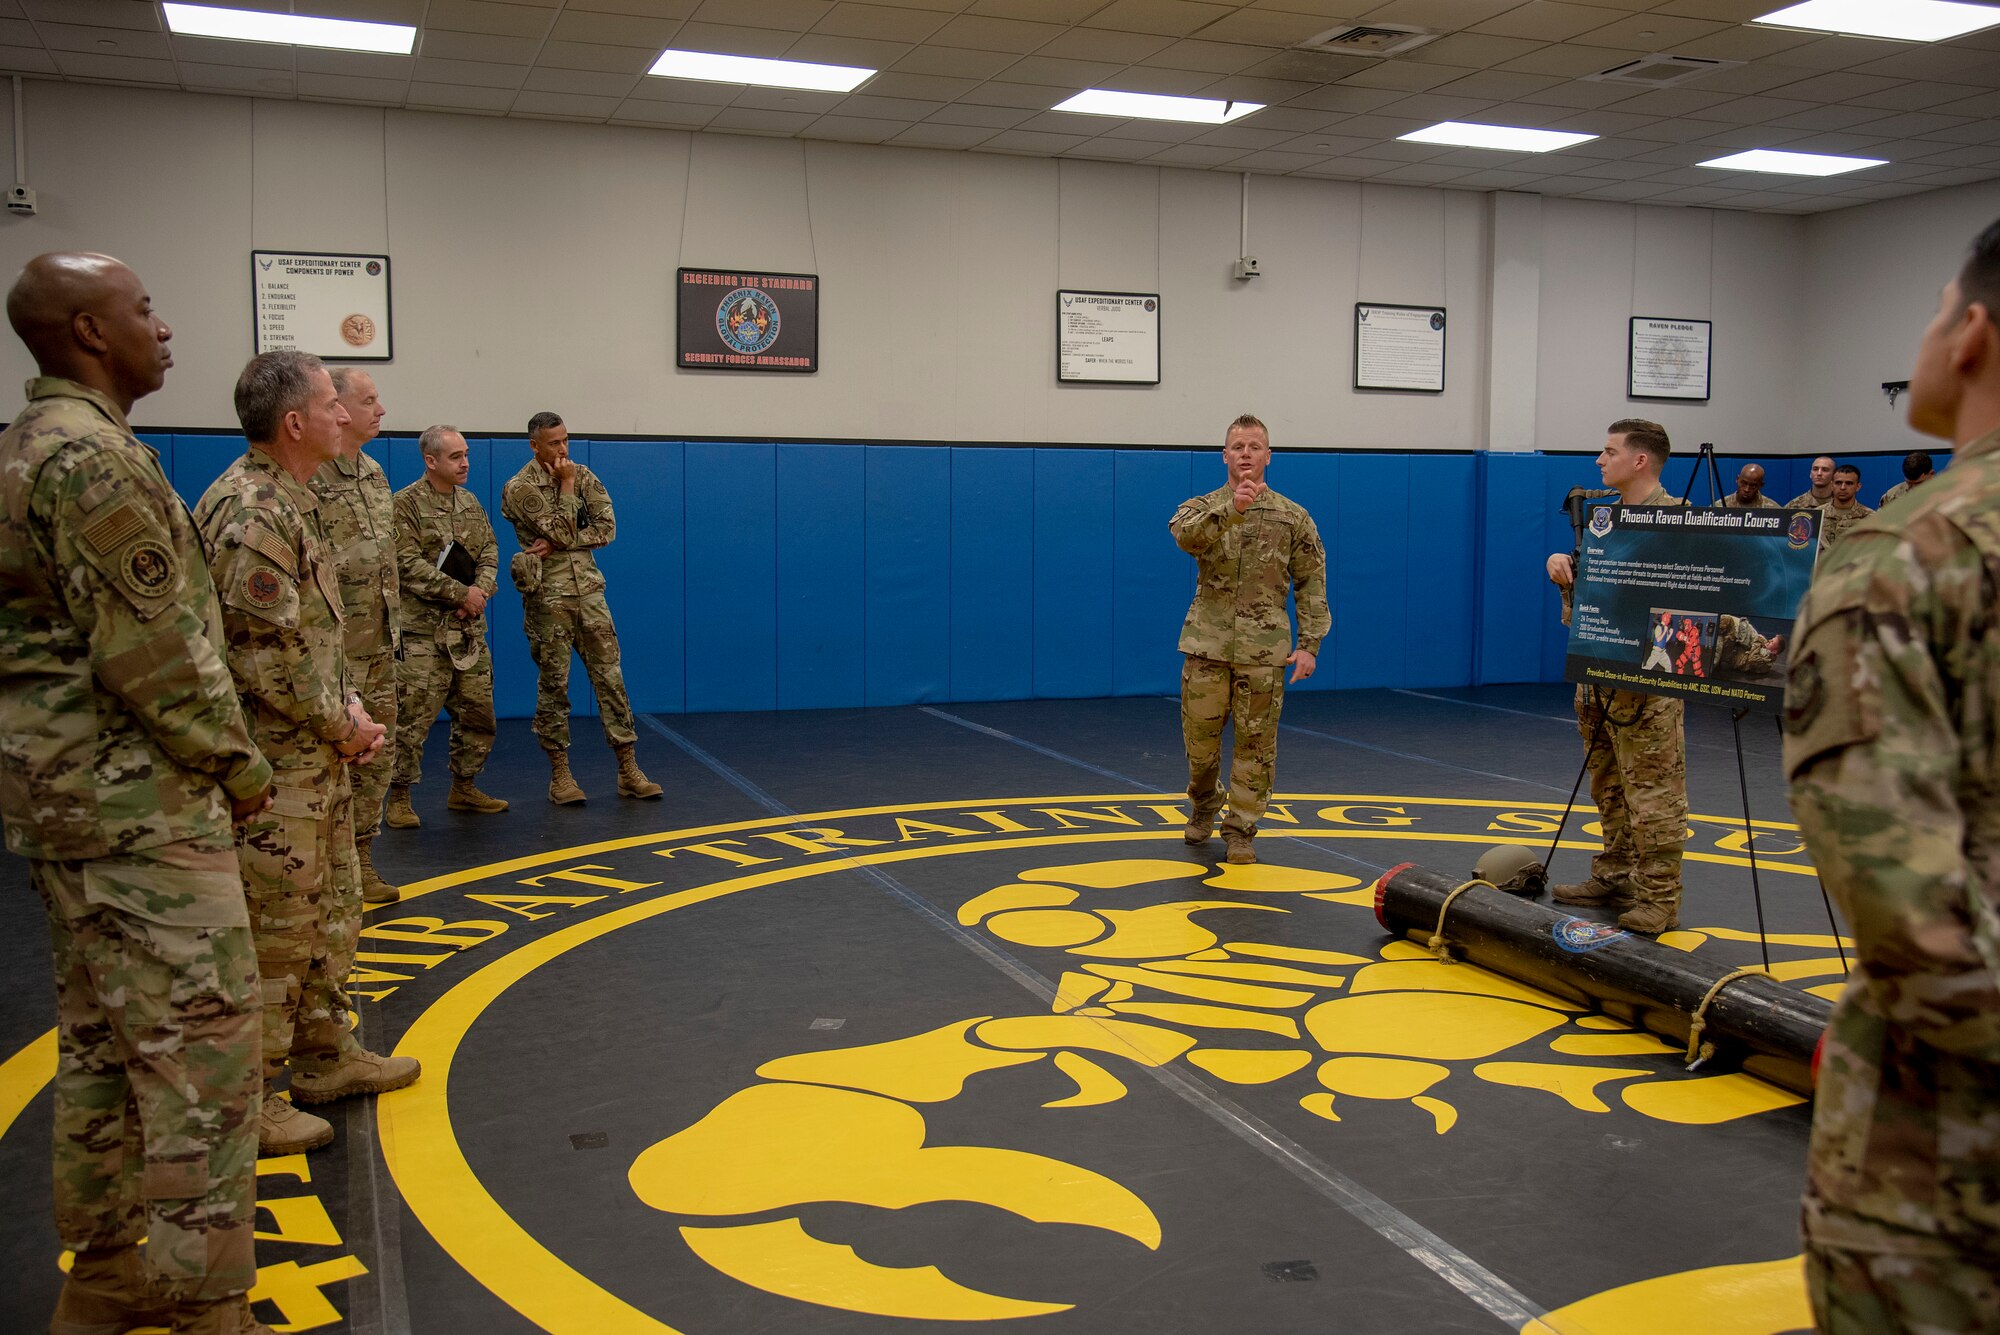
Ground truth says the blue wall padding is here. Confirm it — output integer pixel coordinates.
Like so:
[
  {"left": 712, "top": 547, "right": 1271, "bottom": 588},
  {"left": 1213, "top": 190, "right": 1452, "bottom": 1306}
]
[
  {"left": 683, "top": 441, "right": 777, "bottom": 713},
  {"left": 949, "top": 447, "right": 1034, "bottom": 702},
  {"left": 1331, "top": 454, "right": 1411, "bottom": 690},
  {"left": 864, "top": 445, "right": 951, "bottom": 706},
  {"left": 774, "top": 444, "right": 863, "bottom": 711},
  {"left": 1032, "top": 448, "right": 1116, "bottom": 699},
  {"left": 137, "top": 433, "right": 174, "bottom": 479},
  {"left": 1113, "top": 450, "right": 1195, "bottom": 698},
  {"left": 150, "top": 433, "right": 1936, "bottom": 716},
  {"left": 593, "top": 438, "right": 686, "bottom": 716},
  {"left": 1405, "top": 454, "right": 1477, "bottom": 688}
]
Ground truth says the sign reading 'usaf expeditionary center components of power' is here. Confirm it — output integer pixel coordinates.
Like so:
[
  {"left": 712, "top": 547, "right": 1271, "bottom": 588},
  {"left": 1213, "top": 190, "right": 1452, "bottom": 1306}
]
[
  {"left": 1566, "top": 502, "right": 1821, "bottom": 713},
  {"left": 252, "top": 251, "right": 393, "bottom": 361},
  {"left": 677, "top": 267, "right": 819, "bottom": 373}
]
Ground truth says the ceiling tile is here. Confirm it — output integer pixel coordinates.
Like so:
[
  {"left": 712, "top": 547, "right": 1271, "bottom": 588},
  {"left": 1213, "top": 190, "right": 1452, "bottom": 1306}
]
[
  {"left": 1428, "top": 68, "right": 1565, "bottom": 99},
  {"left": 25, "top": 1, "right": 158, "bottom": 31},
  {"left": 969, "top": 0, "right": 1105, "bottom": 20},
  {"left": 692, "top": 0, "right": 833, "bottom": 29},
  {"left": 35, "top": 22, "right": 171, "bottom": 59},
  {"left": 296, "top": 71, "right": 410, "bottom": 101},
  {"left": 51, "top": 50, "right": 178, "bottom": 84},
  {"left": 549, "top": 9, "right": 684, "bottom": 45},
  {"left": 977, "top": 127, "right": 1089, "bottom": 151},
  {"left": 928, "top": 14, "right": 1065, "bottom": 51},
  {"left": 1239, "top": 49, "right": 1378, "bottom": 82},
  {"left": 1105, "top": 65, "right": 1225, "bottom": 94},
  {"left": 1912, "top": 143, "right": 2000, "bottom": 168},
  {"left": 1248, "top": 106, "right": 1352, "bottom": 130},
  {"left": 1669, "top": 25, "right": 1818, "bottom": 61},
  {"left": 1003, "top": 54, "right": 1126, "bottom": 85},
  {"left": 1679, "top": 61, "right": 1816, "bottom": 95},
  {"left": 1683, "top": 94, "right": 1817, "bottom": 125},
  {"left": 566, "top": 0, "right": 701, "bottom": 18},
  {"left": 1060, "top": 136, "right": 1162, "bottom": 159},
  {"left": 181, "top": 62, "right": 295, "bottom": 95},
  {"left": 1283, "top": 83, "right": 1407, "bottom": 112},
  {"left": 1340, "top": 60, "right": 1477, "bottom": 90},
  {"left": 1848, "top": 46, "right": 2000, "bottom": 87},
  {"left": 892, "top": 46, "right": 1017, "bottom": 77},
  {"left": 524, "top": 65, "right": 635, "bottom": 95},
  {"left": 1194, "top": 9, "right": 1344, "bottom": 45},
  {"left": 1229, "top": 149, "right": 1332, "bottom": 171},
  {"left": 170, "top": 35, "right": 294, "bottom": 70},
  {"left": 1034, "top": 27, "right": 1175, "bottom": 62},
  {"left": 1768, "top": 36, "right": 1904, "bottom": 72},
  {"left": 1192, "top": 123, "right": 1297, "bottom": 148},
  {"left": 1912, "top": 165, "right": 2000, "bottom": 185},
  {"left": 300, "top": 0, "right": 426, "bottom": 20},
  {"left": 414, "top": 55, "right": 527, "bottom": 88},
  {"left": 1573, "top": 13, "right": 1727, "bottom": 50},
  {"left": 608, "top": 98, "right": 720, "bottom": 124},
  {"left": 1649, "top": 0, "right": 1784, "bottom": 19},
  {"left": 1847, "top": 111, "right": 1973, "bottom": 139},
  {"left": 708, "top": 106, "right": 821, "bottom": 131},
  {"left": 419, "top": 31, "right": 544, "bottom": 63},
  {"left": 802, "top": 113, "right": 904, "bottom": 140},
  {"left": 1081, "top": 0, "right": 1234, "bottom": 38},
  {"left": 1600, "top": 86, "right": 1734, "bottom": 117},
  {"left": 1766, "top": 103, "right": 1882, "bottom": 131},
  {"left": 730, "top": 85, "right": 845, "bottom": 110},
  {"left": 1471, "top": 2, "right": 1631, "bottom": 42},
  {"left": 1140, "top": 39, "right": 1272, "bottom": 73},
  {"left": 1696, "top": 123, "right": 1810, "bottom": 147},
  {"left": 785, "top": 33, "right": 913, "bottom": 63},
  {"left": 508, "top": 90, "right": 624, "bottom": 118},
  {"left": 813, "top": 4, "right": 952, "bottom": 42},
  {"left": 836, "top": 92, "right": 946, "bottom": 117},
  {"left": 1404, "top": 33, "right": 1547, "bottom": 66},
  {"left": 295, "top": 49, "right": 414, "bottom": 78},
  {"left": 1849, "top": 81, "right": 1985, "bottom": 113},
  {"left": 1276, "top": 132, "right": 1376, "bottom": 154},
  {"left": 625, "top": 75, "right": 739, "bottom": 103},
  {"left": 1195, "top": 74, "right": 1320, "bottom": 101},
  {"left": 925, "top": 100, "right": 1036, "bottom": 126},
  {"left": 1012, "top": 108, "right": 1120, "bottom": 132},
  {"left": 861, "top": 70, "right": 979, "bottom": 98},
  {"left": 1372, "top": 161, "right": 1478, "bottom": 182},
  {"left": 1376, "top": 91, "right": 1499, "bottom": 121},
  {"left": 1528, "top": 79, "right": 1643, "bottom": 107},
  {"left": 1290, "top": 157, "right": 1397, "bottom": 178},
  {"left": 669, "top": 22, "right": 795, "bottom": 57},
  {"left": 889, "top": 120, "right": 999, "bottom": 146},
  {"left": 408, "top": 81, "right": 519, "bottom": 111},
  {"left": 0, "top": 45, "right": 61, "bottom": 75},
  {"left": 427, "top": 0, "right": 559, "bottom": 32},
  {"left": 536, "top": 40, "right": 656, "bottom": 74},
  {"left": 1142, "top": 142, "right": 1246, "bottom": 164},
  {"left": 962, "top": 79, "right": 1073, "bottom": 107},
  {"left": 1497, "top": 42, "right": 1642, "bottom": 77}
]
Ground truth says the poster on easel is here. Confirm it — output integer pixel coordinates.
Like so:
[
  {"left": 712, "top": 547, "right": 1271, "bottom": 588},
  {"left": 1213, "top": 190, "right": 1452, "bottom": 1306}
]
[
  {"left": 1564, "top": 502, "right": 1821, "bottom": 713},
  {"left": 252, "top": 252, "right": 392, "bottom": 361}
]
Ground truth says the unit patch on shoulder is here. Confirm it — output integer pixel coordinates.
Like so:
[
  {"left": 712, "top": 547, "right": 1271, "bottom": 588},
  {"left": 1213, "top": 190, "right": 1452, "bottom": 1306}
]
[
  {"left": 519, "top": 485, "right": 549, "bottom": 515},
  {"left": 123, "top": 540, "right": 175, "bottom": 596},
  {"left": 245, "top": 567, "right": 283, "bottom": 608}
]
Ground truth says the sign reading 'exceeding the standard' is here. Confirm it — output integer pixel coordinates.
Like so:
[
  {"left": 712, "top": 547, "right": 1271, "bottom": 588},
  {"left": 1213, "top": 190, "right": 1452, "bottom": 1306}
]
[
  {"left": 1058, "top": 290, "right": 1160, "bottom": 384},
  {"left": 252, "top": 252, "right": 392, "bottom": 361}
]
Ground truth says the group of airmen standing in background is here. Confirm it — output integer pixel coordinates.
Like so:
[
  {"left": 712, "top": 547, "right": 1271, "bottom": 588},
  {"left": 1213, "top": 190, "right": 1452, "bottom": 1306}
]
[{"left": 0, "top": 249, "right": 660, "bottom": 1334}]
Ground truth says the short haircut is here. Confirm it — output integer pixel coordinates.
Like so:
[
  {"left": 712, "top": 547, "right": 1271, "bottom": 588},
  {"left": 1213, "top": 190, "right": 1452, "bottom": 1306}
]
[
  {"left": 328, "top": 366, "right": 361, "bottom": 394},
  {"left": 1225, "top": 413, "right": 1269, "bottom": 445},
  {"left": 527, "top": 411, "right": 564, "bottom": 436},
  {"left": 1833, "top": 464, "right": 1860, "bottom": 480},
  {"left": 234, "top": 350, "right": 325, "bottom": 443},
  {"left": 1607, "top": 417, "right": 1670, "bottom": 461},
  {"left": 419, "top": 424, "right": 463, "bottom": 458},
  {"left": 1955, "top": 215, "right": 2000, "bottom": 326},
  {"left": 1903, "top": 450, "right": 1934, "bottom": 481}
]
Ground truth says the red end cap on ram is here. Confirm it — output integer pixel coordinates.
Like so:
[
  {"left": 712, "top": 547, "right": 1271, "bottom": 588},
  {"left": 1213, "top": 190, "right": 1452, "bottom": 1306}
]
[
  {"left": 1374, "top": 864, "right": 1415, "bottom": 930},
  {"left": 1812, "top": 1030, "right": 1826, "bottom": 1086}
]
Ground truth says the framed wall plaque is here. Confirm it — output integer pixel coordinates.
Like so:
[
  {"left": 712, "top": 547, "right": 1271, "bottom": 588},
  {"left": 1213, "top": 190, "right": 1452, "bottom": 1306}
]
[
  {"left": 1628, "top": 317, "right": 1712, "bottom": 401},
  {"left": 1057, "top": 290, "right": 1161, "bottom": 384},
  {"left": 678, "top": 268, "right": 819, "bottom": 373},
  {"left": 1354, "top": 303, "right": 1445, "bottom": 392},
  {"left": 252, "top": 251, "right": 392, "bottom": 361}
]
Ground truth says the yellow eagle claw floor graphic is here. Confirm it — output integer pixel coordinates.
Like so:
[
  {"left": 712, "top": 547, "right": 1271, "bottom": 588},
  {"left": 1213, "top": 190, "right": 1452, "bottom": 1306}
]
[{"left": 624, "top": 855, "right": 1839, "bottom": 1326}]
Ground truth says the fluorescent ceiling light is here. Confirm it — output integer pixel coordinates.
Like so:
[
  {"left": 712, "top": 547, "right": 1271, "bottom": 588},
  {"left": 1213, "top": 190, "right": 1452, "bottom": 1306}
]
[
  {"left": 1052, "top": 90, "right": 1264, "bottom": 124},
  {"left": 1751, "top": 0, "right": 2000, "bottom": 41},
  {"left": 162, "top": 3, "right": 415, "bottom": 54},
  {"left": 646, "top": 49, "right": 873, "bottom": 93},
  {"left": 1699, "top": 148, "right": 1887, "bottom": 175},
  {"left": 1398, "top": 121, "right": 1597, "bottom": 152}
]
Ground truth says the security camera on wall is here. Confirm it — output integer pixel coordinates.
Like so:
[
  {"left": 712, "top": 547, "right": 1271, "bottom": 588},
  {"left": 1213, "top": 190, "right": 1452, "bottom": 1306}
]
[
  {"left": 1233, "top": 256, "right": 1261, "bottom": 280},
  {"left": 5, "top": 184, "right": 35, "bottom": 216}
]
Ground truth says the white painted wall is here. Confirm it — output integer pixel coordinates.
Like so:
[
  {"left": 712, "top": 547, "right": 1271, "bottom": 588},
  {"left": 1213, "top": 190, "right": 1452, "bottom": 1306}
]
[
  {"left": 1798, "top": 178, "right": 2000, "bottom": 456},
  {"left": 1, "top": 77, "right": 1982, "bottom": 456}
]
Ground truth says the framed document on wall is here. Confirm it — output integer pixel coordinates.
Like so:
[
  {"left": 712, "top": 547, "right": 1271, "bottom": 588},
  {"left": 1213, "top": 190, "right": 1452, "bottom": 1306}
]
[
  {"left": 677, "top": 268, "right": 819, "bottom": 372},
  {"left": 1057, "top": 290, "right": 1161, "bottom": 384},
  {"left": 1354, "top": 303, "right": 1445, "bottom": 392},
  {"left": 252, "top": 251, "right": 392, "bottom": 361},
  {"left": 1628, "top": 317, "right": 1711, "bottom": 401}
]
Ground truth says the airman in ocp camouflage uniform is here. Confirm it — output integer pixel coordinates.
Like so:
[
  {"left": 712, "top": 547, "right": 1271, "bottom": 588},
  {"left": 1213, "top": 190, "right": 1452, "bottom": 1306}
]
[
  {"left": 1786, "top": 455, "right": 1836, "bottom": 510},
  {"left": 195, "top": 351, "right": 415, "bottom": 1160},
  {"left": 387, "top": 425, "right": 505, "bottom": 822},
  {"left": 0, "top": 254, "right": 276, "bottom": 1334},
  {"left": 1545, "top": 420, "right": 1690, "bottom": 936},
  {"left": 1877, "top": 450, "right": 1933, "bottom": 509},
  {"left": 498, "top": 411, "right": 660, "bottom": 805},
  {"left": 309, "top": 368, "right": 401, "bottom": 904},
  {"left": 1784, "top": 218, "right": 2000, "bottom": 1334},
  {"left": 1170, "top": 414, "right": 1328, "bottom": 866},
  {"left": 1715, "top": 463, "right": 1781, "bottom": 509},
  {"left": 1817, "top": 465, "right": 1875, "bottom": 553}
]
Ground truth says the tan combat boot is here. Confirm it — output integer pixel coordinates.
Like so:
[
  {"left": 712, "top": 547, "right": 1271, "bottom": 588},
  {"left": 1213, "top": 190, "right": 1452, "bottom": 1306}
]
[
  {"left": 547, "top": 749, "right": 586, "bottom": 805},
  {"left": 383, "top": 785, "right": 420, "bottom": 830},
  {"left": 1183, "top": 809, "right": 1216, "bottom": 846},
  {"left": 290, "top": 1049, "right": 421, "bottom": 1105},
  {"left": 357, "top": 836, "right": 399, "bottom": 905},
  {"left": 51, "top": 1244, "right": 176, "bottom": 1335},
  {"left": 1550, "top": 878, "right": 1633, "bottom": 909},
  {"left": 1224, "top": 831, "right": 1256, "bottom": 865},
  {"left": 1617, "top": 848, "right": 1683, "bottom": 935},
  {"left": 169, "top": 1293, "right": 278, "bottom": 1334},
  {"left": 446, "top": 776, "right": 510, "bottom": 813},
  {"left": 256, "top": 1093, "right": 332, "bottom": 1156},
  {"left": 614, "top": 743, "right": 663, "bottom": 799}
]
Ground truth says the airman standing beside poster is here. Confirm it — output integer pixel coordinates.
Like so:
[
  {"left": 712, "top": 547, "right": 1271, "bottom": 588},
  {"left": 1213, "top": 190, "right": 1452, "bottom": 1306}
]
[
  {"left": 1543, "top": 419, "right": 1690, "bottom": 936},
  {"left": 1784, "top": 217, "right": 2000, "bottom": 1333},
  {"left": 1170, "top": 414, "right": 1328, "bottom": 867}
]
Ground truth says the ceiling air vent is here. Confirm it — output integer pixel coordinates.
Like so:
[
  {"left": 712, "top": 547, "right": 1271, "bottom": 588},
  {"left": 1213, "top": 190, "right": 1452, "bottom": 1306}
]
[
  {"left": 1299, "top": 23, "right": 1437, "bottom": 57},
  {"left": 1582, "top": 53, "right": 1742, "bottom": 88}
]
